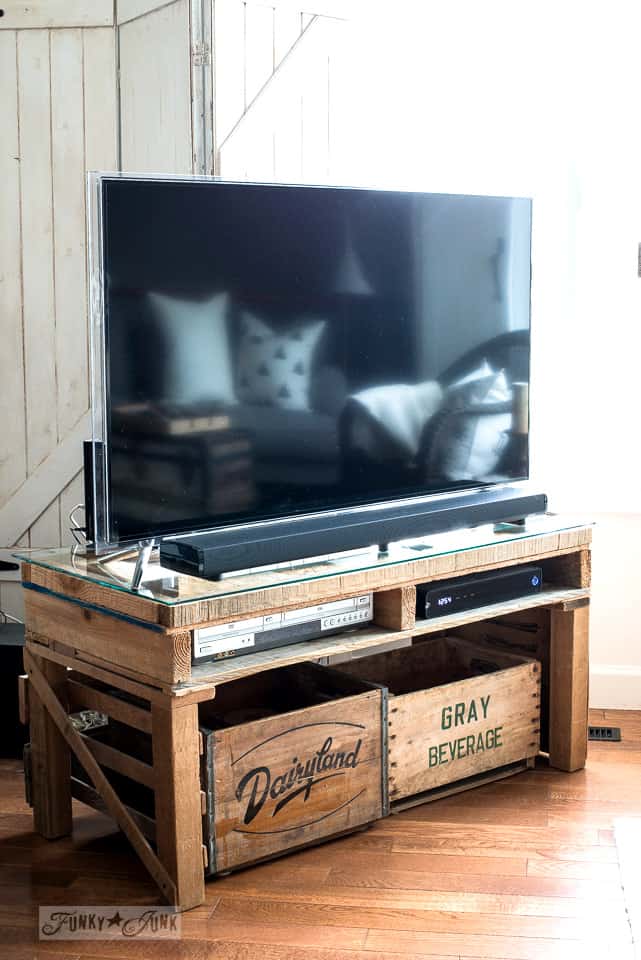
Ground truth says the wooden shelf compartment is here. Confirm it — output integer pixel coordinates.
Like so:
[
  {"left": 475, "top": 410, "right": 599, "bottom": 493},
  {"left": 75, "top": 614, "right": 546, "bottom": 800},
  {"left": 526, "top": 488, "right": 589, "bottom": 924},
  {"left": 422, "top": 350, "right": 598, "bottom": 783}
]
[{"left": 183, "top": 585, "right": 589, "bottom": 691}]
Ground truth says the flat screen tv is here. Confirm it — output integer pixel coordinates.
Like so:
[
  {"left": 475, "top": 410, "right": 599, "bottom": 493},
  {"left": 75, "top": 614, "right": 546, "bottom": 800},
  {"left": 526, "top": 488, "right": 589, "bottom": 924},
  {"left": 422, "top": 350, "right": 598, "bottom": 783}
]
[{"left": 87, "top": 174, "right": 544, "bottom": 575}]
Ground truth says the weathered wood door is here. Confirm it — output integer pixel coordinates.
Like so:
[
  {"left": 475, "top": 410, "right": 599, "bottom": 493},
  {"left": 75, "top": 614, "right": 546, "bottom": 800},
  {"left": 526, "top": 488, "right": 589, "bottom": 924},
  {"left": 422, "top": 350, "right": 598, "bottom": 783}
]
[{"left": 0, "top": 4, "right": 118, "bottom": 617}]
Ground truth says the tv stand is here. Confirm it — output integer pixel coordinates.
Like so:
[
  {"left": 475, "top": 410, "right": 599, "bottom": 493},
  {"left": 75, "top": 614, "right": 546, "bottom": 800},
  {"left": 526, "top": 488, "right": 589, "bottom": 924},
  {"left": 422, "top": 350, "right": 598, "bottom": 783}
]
[
  {"left": 494, "top": 517, "right": 528, "bottom": 533},
  {"left": 18, "top": 514, "right": 591, "bottom": 912}
]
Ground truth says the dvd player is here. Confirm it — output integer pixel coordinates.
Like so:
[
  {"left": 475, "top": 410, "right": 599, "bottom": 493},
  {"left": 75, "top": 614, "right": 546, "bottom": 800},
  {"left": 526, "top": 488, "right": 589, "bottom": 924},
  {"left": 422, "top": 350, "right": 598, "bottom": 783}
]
[
  {"left": 417, "top": 564, "right": 542, "bottom": 619},
  {"left": 193, "top": 593, "right": 373, "bottom": 663}
]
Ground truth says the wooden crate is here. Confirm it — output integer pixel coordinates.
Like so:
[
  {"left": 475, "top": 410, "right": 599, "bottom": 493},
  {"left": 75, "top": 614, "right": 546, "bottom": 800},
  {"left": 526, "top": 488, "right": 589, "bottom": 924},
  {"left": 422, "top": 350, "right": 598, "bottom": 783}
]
[
  {"left": 337, "top": 636, "right": 541, "bottom": 806},
  {"left": 199, "top": 662, "right": 386, "bottom": 875},
  {"left": 60, "top": 662, "right": 386, "bottom": 877}
]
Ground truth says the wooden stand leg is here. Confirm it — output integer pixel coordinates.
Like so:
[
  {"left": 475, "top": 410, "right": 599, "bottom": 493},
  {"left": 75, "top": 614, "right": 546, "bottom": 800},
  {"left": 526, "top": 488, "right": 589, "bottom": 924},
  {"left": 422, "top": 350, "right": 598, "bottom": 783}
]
[
  {"left": 151, "top": 702, "right": 205, "bottom": 911},
  {"left": 28, "top": 655, "right": 72, "bottom": 839},
  {"left": 549, "top": 604, "right": 590, "bottom": 772}
]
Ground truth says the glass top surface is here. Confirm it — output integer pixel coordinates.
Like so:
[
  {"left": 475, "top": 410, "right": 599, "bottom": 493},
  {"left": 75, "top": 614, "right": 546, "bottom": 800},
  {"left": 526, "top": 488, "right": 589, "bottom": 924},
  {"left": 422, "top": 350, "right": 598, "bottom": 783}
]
[{"left": 15, "top": 513, "right": 591, "bottom": 607}]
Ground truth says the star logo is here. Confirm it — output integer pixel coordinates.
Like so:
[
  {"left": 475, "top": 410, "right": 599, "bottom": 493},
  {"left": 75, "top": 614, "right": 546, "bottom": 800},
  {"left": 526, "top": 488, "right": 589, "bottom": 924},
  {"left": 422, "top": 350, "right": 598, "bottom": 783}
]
[{"left": 107, "top": 911, "right": 123, "bottom": 928}]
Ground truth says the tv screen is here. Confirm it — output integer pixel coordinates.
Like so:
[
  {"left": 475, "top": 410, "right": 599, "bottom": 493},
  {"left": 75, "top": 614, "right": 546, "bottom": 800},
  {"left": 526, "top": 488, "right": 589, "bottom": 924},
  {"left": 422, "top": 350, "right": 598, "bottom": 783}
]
[{"left": 94, "top": 177, "right": 532, "bottom": 548}]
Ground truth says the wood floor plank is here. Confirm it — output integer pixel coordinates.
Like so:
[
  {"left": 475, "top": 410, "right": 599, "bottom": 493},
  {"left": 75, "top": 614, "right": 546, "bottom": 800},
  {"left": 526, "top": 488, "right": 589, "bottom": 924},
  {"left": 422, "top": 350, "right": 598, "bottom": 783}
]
[
  {"left": 526, "top": 858, "right": 622, "bottom": 881},
  {"left": 200, "top": 883, "right": 627, "bottom": 919},
  {"left": 285, "top": 846, "right": 528, "bottom": 877},
  {"left": 364, "top": 928, "right": 634, "bottom": 960},
  {"left": 207, "top": 895, "right": 631, "bottom": 941},
  {"left": 321, "top": 866, "right": 624, "bottom": 901}
]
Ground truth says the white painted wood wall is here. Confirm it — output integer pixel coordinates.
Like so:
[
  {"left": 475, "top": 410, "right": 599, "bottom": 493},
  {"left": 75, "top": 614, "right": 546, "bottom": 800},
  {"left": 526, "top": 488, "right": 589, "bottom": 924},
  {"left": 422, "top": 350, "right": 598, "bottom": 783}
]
[
  {"left": 0, "top": 4, "right": 118, "bottom": 620},
  {"left": 0, "top": 0, "right": 347, "bottom": 620}
]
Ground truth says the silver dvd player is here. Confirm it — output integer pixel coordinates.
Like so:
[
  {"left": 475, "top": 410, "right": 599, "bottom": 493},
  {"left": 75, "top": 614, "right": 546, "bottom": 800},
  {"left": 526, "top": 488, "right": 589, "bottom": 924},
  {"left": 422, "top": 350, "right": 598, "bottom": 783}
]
[{"left": 193, "top": 594, "right": 373, "bottom": 663}]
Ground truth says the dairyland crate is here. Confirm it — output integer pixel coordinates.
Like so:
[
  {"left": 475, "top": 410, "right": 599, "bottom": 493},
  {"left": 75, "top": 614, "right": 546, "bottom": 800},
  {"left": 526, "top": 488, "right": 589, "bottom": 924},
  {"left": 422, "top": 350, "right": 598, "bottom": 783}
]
[
  {"left": 337, "top": 636, "right": 541, "bottom": 806},
  {"left": 198, "top": 661, "right": 387, "bottom": 874}
]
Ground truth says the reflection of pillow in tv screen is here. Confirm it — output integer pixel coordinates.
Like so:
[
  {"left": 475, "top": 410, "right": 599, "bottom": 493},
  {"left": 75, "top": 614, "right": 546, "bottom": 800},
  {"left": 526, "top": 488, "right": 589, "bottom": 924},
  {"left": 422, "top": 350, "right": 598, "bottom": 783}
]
[
  {"left": 237, "top": 311, "right": 325, "bottom": 411},
  {"left": 429, "top": 366, "right": 512, "bottom": 480},
  {"left": 147, "top": 291, "right": 234, "bottom": 406}
]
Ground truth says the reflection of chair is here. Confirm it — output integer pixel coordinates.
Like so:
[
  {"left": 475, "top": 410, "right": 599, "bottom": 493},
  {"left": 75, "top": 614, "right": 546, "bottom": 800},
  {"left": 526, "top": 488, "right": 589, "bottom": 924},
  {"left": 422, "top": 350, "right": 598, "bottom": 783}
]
[
  {"left": 340, "top": 330, "right": 530, "bottom": 493},
  {"left": 422, "top": 330, "right": 529, "bottom": 483},
  {"left": 438, "top": 330, "right": 530, "bottom": 389}
]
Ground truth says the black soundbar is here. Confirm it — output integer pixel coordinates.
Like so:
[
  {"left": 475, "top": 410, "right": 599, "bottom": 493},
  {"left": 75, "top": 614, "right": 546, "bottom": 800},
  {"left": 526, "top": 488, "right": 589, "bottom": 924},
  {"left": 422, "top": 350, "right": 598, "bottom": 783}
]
[{"left": 159, "top": 487, "right": 547, "bottom": 580}]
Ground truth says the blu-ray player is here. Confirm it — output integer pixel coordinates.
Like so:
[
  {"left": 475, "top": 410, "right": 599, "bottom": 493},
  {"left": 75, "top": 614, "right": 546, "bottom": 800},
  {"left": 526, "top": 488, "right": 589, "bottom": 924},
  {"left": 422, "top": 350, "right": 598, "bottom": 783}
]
[{"left": 417, "top": 564, "right": 543, "bottom": 619}]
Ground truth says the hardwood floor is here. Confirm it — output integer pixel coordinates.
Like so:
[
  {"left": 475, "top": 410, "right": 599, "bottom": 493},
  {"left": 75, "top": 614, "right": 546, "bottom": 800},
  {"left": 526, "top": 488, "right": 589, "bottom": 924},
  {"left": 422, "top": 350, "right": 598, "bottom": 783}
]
[{"left": 1, "top": 708, "right": 639, "bottom": 960}]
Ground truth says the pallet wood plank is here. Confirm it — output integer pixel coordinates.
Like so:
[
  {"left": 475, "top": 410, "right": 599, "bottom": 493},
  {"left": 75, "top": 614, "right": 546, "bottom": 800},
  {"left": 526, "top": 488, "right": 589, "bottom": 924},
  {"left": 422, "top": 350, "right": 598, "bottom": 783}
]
[
  {"left": 23, "top": 588, "right": 192, "bottom": 685},
  {"left": 70, "top": 776, "right": 156, "bottom": 842},
  {"left": 18, "top": 675, "right": 29, "bottom": 726},
  {"left": 20, "top": 527, "right": 592, "bottom": 628},
  {"left": 184, "top": 587, "right": 588, "bottom": 689},
  {"left": 80, "top": 733, "right": 155, "bottom": 789},
  {"left": 67, "top": 676, "right": 152, "bottom": 732},
  {"left": 373, "top": 585, "right": 416, "bottom": 631},
  {"left": 151, "top": 702, "right": 205, "bottom": 910},
  {"left": 549, "top": 605, "right": 589, "bottom": 772},
  {"left": 28, "top": 655, "right": 72, "bottom": 838}
]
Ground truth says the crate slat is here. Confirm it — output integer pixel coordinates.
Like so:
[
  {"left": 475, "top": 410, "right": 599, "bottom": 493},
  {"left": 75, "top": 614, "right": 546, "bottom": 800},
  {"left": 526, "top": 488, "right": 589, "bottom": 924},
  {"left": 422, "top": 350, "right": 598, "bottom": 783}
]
[{"left": 67, "top": 675, "right": 152, "bottom": 733}]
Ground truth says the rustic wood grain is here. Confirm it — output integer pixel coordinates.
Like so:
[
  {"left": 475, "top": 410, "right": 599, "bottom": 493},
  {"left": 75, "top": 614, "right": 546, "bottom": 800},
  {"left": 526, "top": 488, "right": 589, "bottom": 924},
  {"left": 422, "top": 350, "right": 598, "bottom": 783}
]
[
  {"left": 23, "top": 588, "right": 192, "bottom": 685},
  {"left": 23, "top": 649, "right": 177, "bottom": 904},
  {"left": 27, "top": 655, "right": 71, "bottom": 839},
  {"left": 339, "top": 637, "right": 540, "bottom": 801},
  {"left": 22, "top": 526, "right": 592, "bottom": 629},
  {"left": 151, "top": 702, "right": 205, "bottom": 910},
  {"left": 66, "top": 676, "right": 152, "bottom": 733},
  {"left": 211, "top": 688, "right": 384, "bottom": 874},
  {"left": 184, "top": 587, "right": 588, "bottom": 690},
  {"left": 549, "top": 605, "right": 590, "bottom": 771},
  {"left": 373, "top": 585, "right": 416, "bottom": 630}
]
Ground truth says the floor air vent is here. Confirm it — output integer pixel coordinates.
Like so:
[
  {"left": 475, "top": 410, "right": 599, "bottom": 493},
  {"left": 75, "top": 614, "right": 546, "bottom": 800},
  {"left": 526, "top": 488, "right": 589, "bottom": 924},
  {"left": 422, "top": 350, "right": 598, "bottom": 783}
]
[{"left": 588, "top": 726, "right": 621, "bottom": 742}]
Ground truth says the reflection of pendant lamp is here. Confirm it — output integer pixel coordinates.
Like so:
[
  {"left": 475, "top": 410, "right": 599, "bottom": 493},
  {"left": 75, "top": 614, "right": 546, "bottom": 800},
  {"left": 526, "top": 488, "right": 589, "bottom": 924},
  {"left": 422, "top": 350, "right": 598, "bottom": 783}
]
[{"left": 332, "top": 222, "right": 374, "bottom": 295}]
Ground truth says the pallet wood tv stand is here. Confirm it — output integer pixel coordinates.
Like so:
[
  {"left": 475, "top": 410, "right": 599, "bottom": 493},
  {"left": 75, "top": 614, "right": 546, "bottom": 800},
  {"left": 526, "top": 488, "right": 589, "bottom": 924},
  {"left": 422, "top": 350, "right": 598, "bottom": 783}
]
[{"left": 18, "top": 515, "right": 591, "bottom": 912}]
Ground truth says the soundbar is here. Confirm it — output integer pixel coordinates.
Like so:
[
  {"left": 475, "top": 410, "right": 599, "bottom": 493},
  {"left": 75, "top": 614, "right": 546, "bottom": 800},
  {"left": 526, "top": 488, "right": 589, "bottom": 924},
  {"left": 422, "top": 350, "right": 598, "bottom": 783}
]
[
  {"left": 160, "top": 487, "right": 547, "bottom": 580},
  {"left": 193, "top": 594, "right": 373, "bottom": 663},
  {"left": 416, "top": 564, "right": 543, "bottom": 619}
]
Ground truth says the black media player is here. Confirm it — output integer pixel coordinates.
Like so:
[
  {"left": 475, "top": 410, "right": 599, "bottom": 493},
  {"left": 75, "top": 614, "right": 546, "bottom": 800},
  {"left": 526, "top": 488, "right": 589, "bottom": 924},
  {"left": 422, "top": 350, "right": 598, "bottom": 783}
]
[{"left": 417, "top": 564, "right": 543, "bottom": 619}]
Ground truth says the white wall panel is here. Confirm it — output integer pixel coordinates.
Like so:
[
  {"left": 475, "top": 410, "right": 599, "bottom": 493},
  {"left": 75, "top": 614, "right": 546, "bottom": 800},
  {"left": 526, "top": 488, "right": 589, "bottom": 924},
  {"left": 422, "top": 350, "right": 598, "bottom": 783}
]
[
  {"left": 1, "top": 22, "right": 118, "bottom": 551},
  {"left": 17, "top": 29, "right": 58, "bottom": 476},
  {"left": 0, "top": 1, "right": 113, "bottom": 30},
  {"left": 119, "top": 0, "right": 192, "bottom": 174},
  {"left": 0, "top": 30, "right": 27, "bottom": 509},
  {"left": 51, "top": 29, "right": 89, "bottom": 439}
]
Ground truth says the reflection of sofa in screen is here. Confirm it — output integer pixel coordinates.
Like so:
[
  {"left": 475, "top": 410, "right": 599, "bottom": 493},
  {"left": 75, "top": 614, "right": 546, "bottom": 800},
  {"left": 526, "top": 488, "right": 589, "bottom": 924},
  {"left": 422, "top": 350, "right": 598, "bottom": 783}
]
[
  {"left": 340, "top": 330, "right": 530, "bottom": 494},
  {"left": 108, "top": 292, "right": 359, "bottom": 496}
]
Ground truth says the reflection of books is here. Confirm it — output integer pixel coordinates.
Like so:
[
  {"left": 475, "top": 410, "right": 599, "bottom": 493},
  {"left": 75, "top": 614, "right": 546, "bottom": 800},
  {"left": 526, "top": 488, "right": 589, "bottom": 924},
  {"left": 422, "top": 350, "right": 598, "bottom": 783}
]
[{"left": 112, "top": 402, "right": 230, "bottom": 436}]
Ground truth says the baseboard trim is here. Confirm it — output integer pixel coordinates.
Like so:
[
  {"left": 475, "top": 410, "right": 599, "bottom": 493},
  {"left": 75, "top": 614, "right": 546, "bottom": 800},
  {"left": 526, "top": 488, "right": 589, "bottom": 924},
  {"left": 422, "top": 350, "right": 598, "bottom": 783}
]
[{"left": 590, "top": 665, "right": 641, "bottom": 710}]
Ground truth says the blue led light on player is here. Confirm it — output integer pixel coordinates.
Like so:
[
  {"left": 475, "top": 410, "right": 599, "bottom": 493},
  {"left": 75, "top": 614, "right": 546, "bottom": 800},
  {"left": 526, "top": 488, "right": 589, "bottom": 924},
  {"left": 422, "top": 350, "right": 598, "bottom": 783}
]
[{"left": 531, "top": 575, "right": 540, "bottom": 587}]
